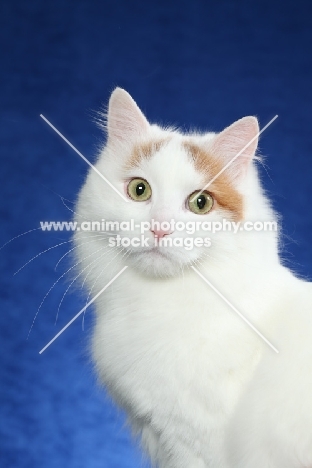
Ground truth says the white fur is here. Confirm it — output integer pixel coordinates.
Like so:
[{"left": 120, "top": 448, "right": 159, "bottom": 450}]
[{"left": 74, "top": 88, "right": 312, "bottom": 467}]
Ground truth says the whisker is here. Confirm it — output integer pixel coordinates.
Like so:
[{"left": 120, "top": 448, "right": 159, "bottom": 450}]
[
  {"left": 27, "top": 245, "right": 105, "bottom": 339},
  {"left": 79, "top": 243, "right": 122, "bottom": 300},
  {"left": 0, "top": 227, "right": 42, "bottom": 251},
  {"left": 60, "top": 196, "right": 84, "bottom": 219},
  {"left": 79, "top": 245, "right": 119, "bottom": 289},
  {"left": 55, "top": 245, "right": 113, "bottom": 323},
  {"left": 54, "top": 234, "right": 112, "bottom": 270},
  {"left": 14, "top": 240, "right": 74, "bottom": 276},
  {"left": 81, "top": 246, "right": 127, "bottom": 329},
  {"left": 86, "top": 246, "right": 126, "bottom": 300},
  {"left": 75, "top": 229, "right": 119, "bottom": 236}
]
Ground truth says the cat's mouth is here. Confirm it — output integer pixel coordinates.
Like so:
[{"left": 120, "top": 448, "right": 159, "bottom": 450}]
[
  {"left": 132, "top": 243, "right": 179, "bottom": 258},
  {"left": 145, "top": 246, "right": 169, "bottom": 257},
  {"left": 127, "top": 243, "right": 193, "bottom": 277},
  {"left": 130, "top": 244, "right": 171, "bottom": 261}
]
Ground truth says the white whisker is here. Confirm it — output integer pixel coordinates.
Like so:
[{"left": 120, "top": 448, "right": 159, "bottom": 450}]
[
  {"left": 54, "top": 234, "right": 110, "bottom": 270},
  {"left": 14, "top": 240, "right": 74, "bottom": 276},
  {"left": 60, "top": 197, "right": 84, "bottom": 219},
  {"left": 81, "top": 246, "right": 127, "bottom": 329},
  {"left": 79, "top": 244, "right": 120, "bottom": 289},
  {"left": 55, "top": 245, "right": 113, "bottom": 323},
  {"left": 27, "top": 245, "right": 106, "bottom": 339},
  {"left": 0, "top": 227, "right": 42, "bottom": 251}
]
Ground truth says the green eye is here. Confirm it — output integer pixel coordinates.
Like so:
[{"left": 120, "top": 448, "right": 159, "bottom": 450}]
[
  {"left": 188, "top": 191, "right": 214, "bottom": 215},
  {"left": 127, "top": 178, "right": 152, "bottom": 201}
]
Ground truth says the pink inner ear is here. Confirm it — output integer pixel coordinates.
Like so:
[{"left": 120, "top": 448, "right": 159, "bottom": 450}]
[
  {"left": 209, "top": 116, "right": 259, "bottom": 181},
  {"left": 107, "top": 88, "right": 150, "bottom": 144}
]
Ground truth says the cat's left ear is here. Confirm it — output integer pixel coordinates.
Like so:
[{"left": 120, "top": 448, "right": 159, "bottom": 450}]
[
  {"left": 106, "top": 88, "right": 150, "bottom": 145},
  {"left": 209, "top": 116, "right": 259, "bottom": 181}
]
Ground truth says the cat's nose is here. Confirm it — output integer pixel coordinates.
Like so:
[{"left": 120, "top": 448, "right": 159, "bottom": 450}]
[{"left": 150, "top": 229, "right": 173, "bottom": 239}]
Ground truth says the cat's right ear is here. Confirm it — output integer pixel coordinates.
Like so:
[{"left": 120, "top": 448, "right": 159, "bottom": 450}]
[{"left": 106, "top": 88, "right": 150, "bottom": 145}]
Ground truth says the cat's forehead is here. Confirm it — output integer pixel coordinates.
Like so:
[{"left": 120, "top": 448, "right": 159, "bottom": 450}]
[{"left": 126, "top": 136, "right": 207, "bottom": 188}]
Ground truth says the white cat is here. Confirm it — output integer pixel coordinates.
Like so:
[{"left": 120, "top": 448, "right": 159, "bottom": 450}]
[{"left": 74, "top": 88, "right": 312, "bottom": 468}]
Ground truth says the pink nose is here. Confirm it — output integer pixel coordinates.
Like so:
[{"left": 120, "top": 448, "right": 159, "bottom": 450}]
[{"left": 150, "top": 229, "right": 172, "bottom": 239}]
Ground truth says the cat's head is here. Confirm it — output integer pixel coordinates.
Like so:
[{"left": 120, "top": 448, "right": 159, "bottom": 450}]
[{"left": 76, "top": 88, "right": 272, "bottom": 278}]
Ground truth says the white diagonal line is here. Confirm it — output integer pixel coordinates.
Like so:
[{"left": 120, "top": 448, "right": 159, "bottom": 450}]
[
  {"left": 191, "top": 266, "right": 279, "bottom": 353},
  {"left": 39, "top": 266, "right": 128, "bottom": 354},
  {"left": 40, "top": 114, "right": 129, "bottom": 203},
  {"left": 191, "top": 115, "right": 278, "bottom": 202}
]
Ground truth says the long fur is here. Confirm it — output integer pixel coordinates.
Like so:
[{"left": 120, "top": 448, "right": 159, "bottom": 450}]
[{"left": 74, "top": 88, "right": 312, "bottom": 468}]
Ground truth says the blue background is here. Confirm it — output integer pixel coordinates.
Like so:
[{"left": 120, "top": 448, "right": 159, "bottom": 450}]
[{"left": 1, "top": 0, "right": 312, "bottom": 467}]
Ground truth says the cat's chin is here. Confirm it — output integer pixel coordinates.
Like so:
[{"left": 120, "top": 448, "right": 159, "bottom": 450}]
[{"left": 128, "top": 247, "right": 194, "bottom": 278}]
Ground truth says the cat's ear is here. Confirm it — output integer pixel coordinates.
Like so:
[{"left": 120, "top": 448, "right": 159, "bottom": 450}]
[
  {"left": 209, "top": 116, "right": 259, "bottom": 181},
  {"left": 107, "top": 88, "right": 150, "bottom": 144}
]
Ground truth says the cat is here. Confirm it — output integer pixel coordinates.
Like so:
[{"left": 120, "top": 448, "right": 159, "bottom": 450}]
[{"left": 74, "top": 88, "right": 312, "bottom": 468}]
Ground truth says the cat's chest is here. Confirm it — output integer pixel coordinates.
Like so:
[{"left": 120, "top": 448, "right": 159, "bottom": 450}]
[{"left": 93, "top": 272, "right": 261, "bottom": 416}]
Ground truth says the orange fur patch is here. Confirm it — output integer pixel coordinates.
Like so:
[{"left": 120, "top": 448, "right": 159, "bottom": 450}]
[
  {"left": 126, "top": 139, "right": 168, "bottom": 169},
  {"left": 184, "top": 142, "right": 244, "bottom": 220}
]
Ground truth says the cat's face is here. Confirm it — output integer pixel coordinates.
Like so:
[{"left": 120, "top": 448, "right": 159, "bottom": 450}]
[{"left": 77, "top": 88, "right": 259, "bottom": 277}]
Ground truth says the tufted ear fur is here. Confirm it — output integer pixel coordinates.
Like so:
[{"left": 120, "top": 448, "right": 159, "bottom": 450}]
[
  {"left": 208, "top": 116, "right": 259, "bottom": 181},
  {"left": 107, "top": 88, "right": 150, "bottom": 145}
]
